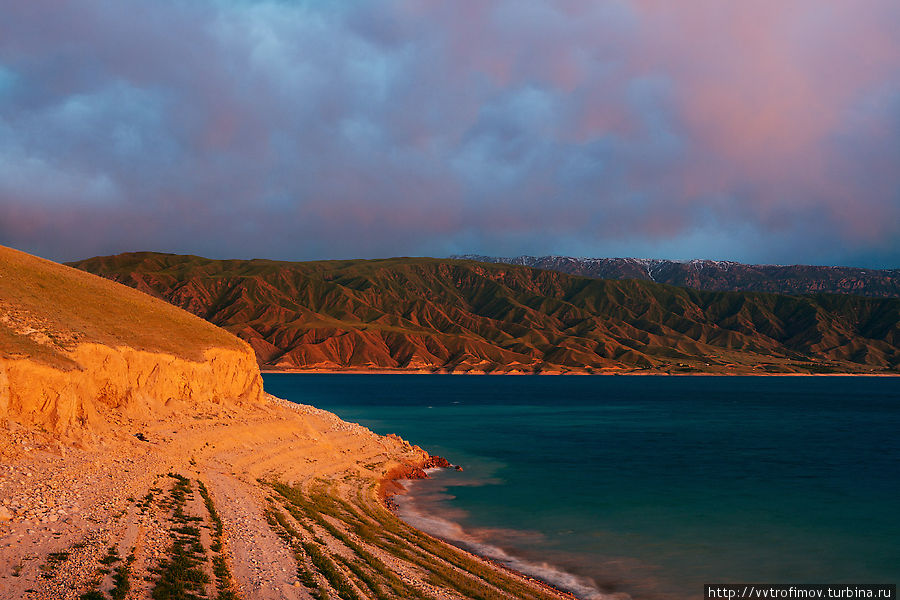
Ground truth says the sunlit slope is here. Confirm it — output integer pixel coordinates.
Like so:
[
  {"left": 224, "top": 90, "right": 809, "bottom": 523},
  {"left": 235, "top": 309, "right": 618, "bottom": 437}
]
[
  {"left": 0, "top": 245, "right": 261, "bottom": 433},
  {"left": 1, "top": 245, "right": 246, "bottom": 368},
  {"left": 71, "top": 253, "right": 900, "bottom": 374}
]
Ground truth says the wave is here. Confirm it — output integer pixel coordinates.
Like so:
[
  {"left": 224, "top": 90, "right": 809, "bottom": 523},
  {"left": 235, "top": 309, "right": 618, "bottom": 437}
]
[{"left": 395, "top": 478, "right": 631, "bottom": 600}]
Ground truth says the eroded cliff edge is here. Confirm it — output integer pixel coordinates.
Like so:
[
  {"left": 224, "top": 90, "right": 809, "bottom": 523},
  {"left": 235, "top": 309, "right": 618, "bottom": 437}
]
[
  {"left": 0, "top": 244, "right": 264, "bottom": 438},
  {"left": 0, "top": 344, "right": 263, "bottom": 437}
]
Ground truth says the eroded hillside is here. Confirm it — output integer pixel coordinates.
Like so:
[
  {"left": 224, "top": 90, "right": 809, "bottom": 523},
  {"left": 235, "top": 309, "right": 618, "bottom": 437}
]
[
  {"left": 0, "top": 245, "right": 262, "bottom": 437},
  {"left": 71, "top": 253, "right": 900, "bottom": 374}
]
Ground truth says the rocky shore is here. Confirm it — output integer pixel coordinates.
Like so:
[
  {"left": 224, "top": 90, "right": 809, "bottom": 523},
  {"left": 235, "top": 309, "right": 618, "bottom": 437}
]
[{"left": 0, "top": 393, "right": 573, "bottom": 600}]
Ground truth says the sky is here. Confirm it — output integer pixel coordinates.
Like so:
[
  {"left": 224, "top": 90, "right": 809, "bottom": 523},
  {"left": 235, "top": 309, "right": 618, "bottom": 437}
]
[{"left": 1, "top": 1, "right": 899, "bottom": 267}]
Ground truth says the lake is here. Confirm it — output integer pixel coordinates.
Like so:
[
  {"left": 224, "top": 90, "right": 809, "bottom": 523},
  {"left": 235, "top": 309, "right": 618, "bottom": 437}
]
[{"left": 262, "top": 374, "right": 900, "bottom": 600}]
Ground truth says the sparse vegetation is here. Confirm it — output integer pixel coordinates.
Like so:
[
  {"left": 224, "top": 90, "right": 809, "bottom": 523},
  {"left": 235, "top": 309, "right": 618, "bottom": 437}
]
[
  {"left": 264, "top": 506, "right": 329, "bottom": 600},
  {"left": 40, "top": 551, "right": 70, "bottom": 579},
  {"left": 110, "top": 550, "right": 135, "bottom": 600},
  {"left": 0, "top": 246, "right": 244, "bottom": 370},
  {"left": 150, "top": 474, "right": 210, "bottom": 600},
  {"left": 261, "top": 480, "right": 563, "bottom": 600},
  {"left": 138, "top": 491, "right": 155, "bottom": 513},
  {"left": 99, "top": 546, "right": 120, "bottom": 566}
]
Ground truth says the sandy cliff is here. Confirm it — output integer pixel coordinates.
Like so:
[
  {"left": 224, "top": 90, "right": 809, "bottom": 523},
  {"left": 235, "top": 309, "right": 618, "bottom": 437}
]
[
  {"left": 0, "top": 244, "right": 263, "bottom": 437},
  {"left": 0, "top": 344, "right": 262, "bottom": 437}
]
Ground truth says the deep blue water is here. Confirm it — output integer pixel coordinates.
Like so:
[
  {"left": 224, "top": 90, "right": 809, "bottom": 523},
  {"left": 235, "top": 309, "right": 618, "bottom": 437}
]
[{"left": 263, "top": 374, "right": 900, "bottom": 600}]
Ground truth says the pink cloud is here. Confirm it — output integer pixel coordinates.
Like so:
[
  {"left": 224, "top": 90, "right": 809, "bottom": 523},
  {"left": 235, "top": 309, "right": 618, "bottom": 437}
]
[
  {"left": 625, "top": 2, "right": 900, "bottom": 207},
  {"left": 1, "top": 0, "right": 898, "bottom": 265}
]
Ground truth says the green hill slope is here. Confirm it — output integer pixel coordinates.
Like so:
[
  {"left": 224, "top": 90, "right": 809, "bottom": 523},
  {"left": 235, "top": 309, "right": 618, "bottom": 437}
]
[{"left": 69, "top": 253, "right": 900, "bottom": 374}]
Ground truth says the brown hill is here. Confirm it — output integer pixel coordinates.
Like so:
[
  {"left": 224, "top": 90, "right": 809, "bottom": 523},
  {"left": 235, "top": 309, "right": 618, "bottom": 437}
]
[
  {"left": 0, "top": 245, "right": 262, "bottom": 436},
  {"left": 456, "top": 255, "right": 900, "bottom": 297},
  {"left": 70, "top": 252, "right": 900, "bottom": 374}
]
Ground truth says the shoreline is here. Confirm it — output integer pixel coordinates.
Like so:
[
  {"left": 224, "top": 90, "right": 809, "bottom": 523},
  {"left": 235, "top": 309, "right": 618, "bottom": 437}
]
[
  {"left": 262, "top": 368, "right": 900, "bottom": 377},
  {"left": 380, "top": 469, "right": 587, "bottom": 600},
  {"left": 1, "top": 394, "right": 577, "bottom": 600}
]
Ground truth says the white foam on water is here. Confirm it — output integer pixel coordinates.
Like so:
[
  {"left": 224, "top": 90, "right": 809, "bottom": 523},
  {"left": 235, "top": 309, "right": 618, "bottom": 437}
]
[{"left": 396, "top": 479, "right": 631, "bottom": 600}]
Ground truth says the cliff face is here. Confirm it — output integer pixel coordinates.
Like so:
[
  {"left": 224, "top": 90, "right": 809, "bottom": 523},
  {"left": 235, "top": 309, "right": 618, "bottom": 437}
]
[
  {"left": 0, "top": 345, "right": 262, "bottom": 437},
  {"left": 0, "top": 245, "right": 264, "bottom": 437}
]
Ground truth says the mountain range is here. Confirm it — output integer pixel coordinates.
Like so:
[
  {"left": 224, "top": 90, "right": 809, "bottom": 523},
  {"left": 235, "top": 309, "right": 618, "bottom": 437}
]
[
  {"left": 70, "top": 252, "right": 900, "bottom": 374},
  {"left": 454, "top": 255, "right": 900, "bottom": 298}
]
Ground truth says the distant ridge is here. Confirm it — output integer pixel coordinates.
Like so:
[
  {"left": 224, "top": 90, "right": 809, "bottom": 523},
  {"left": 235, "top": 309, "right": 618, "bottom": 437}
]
[
  {"left": 453, "top": 255, "right": 900, "bottom": 298},
  {"left": 70, "top": 252, "right": 900, "bottom": 374}
]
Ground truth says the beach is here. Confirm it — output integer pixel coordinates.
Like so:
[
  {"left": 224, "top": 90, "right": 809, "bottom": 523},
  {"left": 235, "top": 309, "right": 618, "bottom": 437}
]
[{"left": 0, "top": 392, "right": 575, "bottom": 600}]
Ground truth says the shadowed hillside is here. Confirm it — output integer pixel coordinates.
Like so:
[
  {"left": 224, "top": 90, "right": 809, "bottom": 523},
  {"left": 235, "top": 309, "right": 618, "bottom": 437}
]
[
  {"left": 69, "top": 253, "right": 900, "bottom": 374},
  {"left": 455, "top": 255, "right": 900, "bottom": 298}
]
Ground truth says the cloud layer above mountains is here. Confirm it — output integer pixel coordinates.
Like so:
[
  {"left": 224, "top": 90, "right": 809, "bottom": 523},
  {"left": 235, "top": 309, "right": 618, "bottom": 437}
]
[{"left": 1, "top": 0, "right": 899, "bottom": 266}]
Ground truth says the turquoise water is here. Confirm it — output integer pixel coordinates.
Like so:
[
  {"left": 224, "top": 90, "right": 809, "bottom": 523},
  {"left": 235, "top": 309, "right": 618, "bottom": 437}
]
[{"left": 263, "top": 374, "right": 900, "bottom": 599}]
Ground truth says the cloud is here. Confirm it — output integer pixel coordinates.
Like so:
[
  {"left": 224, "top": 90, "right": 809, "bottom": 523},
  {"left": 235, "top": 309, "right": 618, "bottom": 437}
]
[{"left": 0, "top": 0, "right": 898, "bottom": 267}]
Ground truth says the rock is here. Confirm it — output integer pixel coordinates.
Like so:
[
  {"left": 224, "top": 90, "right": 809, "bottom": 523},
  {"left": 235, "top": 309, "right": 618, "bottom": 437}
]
[
  {"left": 422, "top": 456, "right": 452, "bottom": 469},
  {"left": 0, "top": 506, "right": 12, "bottom": 521}
]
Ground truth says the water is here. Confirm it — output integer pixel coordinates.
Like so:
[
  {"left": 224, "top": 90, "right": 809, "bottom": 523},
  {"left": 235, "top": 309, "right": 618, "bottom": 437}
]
[{"left": 263, "top": 374, "right": 900, "bottom": 599}]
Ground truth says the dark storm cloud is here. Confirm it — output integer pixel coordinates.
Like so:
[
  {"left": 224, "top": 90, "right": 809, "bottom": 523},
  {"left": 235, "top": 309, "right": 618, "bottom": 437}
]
[{"left": 1, "top": 0, "right": 898, "bottom": 266}]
